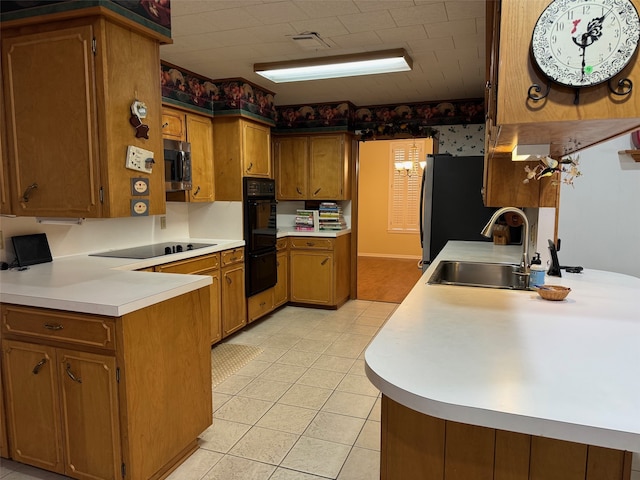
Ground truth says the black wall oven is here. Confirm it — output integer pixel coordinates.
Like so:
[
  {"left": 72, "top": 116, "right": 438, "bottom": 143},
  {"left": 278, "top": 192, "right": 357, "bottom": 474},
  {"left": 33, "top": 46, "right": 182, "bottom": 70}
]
[{"left": 243, "top": 177, "right": 277, "bottom": 297}]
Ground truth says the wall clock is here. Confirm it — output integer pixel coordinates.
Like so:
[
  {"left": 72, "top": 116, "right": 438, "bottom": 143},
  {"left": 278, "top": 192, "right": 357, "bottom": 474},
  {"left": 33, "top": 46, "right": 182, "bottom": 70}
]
[{"left": 530, "top": 0, "right": 640, "bottom": 101}]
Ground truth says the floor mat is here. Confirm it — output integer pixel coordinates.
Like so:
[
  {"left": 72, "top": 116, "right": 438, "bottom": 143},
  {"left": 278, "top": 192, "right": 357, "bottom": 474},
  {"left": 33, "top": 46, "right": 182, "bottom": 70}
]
[{"left": 211, "top": 343, "right": 263, "bottom": 387}]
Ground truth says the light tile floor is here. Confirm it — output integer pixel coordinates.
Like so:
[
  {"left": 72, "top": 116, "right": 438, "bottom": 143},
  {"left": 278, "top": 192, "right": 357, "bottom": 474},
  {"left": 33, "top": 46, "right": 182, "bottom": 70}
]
[{"left": 0, "top": 300, "right": 396, "bottom": 480}]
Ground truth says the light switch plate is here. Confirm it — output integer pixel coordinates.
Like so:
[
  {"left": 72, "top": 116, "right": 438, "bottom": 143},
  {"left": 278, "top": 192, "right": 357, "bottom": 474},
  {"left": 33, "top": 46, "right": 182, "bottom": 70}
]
[
  {"left": 125, "top": 146, "right": 154, "bottom": 174},
  {"left": 131, "top": 177, "right": 149, "bottom": 196},
  {"left": 130, "top": 199, "right": 149, "bottom": 216}
]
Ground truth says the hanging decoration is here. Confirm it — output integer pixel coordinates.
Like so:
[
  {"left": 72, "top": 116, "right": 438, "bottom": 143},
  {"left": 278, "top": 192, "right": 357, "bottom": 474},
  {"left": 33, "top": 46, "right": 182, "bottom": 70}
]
[{"left": 523, "top": 155, "right": 582, "bottom": 187}]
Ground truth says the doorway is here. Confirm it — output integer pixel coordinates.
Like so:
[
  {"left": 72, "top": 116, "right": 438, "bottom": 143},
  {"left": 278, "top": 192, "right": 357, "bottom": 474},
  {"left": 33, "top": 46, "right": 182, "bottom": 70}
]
[{"left": 356, "top": 138, "right": 433, "bottom": 303}]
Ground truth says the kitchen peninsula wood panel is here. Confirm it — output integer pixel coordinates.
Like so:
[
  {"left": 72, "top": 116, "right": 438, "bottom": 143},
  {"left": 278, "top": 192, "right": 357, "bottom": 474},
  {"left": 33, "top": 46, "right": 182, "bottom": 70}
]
[{"left": 381, "top": 396, "right": 632, "bottom": 480}]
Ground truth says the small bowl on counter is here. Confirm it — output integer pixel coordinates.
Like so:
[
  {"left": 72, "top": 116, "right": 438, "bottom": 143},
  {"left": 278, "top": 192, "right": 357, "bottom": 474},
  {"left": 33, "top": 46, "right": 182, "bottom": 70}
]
[{"left": 536, "top": 285, "right": 571, "bottom": 301}]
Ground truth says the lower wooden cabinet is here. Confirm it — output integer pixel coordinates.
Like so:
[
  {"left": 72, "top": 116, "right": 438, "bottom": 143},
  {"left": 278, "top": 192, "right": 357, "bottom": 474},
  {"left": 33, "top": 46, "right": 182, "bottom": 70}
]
[
  {"left": 289, "top": 234, "right": 350, "bottom": 307},
  {"left": 221, "top": 248, "right": 246, "bottom": 338},
  {"left": 154, "top": 253, "right": 222, "bottom": 345},
  {"left": 1, "top": 292, "right": 212, "bottom": 480},
  {"left": 2, "top": 340, "right": 120, "bottom": 477},
  {"left": 247, "top": 288, "right": 274, "bottom": 323},
  {"left": 274, "top": 239, "right": 289, "bottom": 308},
  {"left": 381, "top": 395, "right": 632, "bottom": 480}
]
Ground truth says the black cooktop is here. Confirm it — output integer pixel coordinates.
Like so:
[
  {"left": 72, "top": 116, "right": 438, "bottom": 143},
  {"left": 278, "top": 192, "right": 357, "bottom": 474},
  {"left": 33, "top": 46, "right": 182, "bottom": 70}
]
[{"left": 90, "top": 242, "right": 216, "bottom": 259}]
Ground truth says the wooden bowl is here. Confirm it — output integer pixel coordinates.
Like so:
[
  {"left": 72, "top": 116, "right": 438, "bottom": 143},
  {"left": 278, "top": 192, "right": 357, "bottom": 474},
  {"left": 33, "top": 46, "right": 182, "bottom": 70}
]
[{"left": 536, "top": 285, "right": 571, "bottom": 301}]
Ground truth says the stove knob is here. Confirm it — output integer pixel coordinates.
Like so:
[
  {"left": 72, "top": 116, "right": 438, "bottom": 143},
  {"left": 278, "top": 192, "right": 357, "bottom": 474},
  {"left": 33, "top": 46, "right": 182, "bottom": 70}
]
[
  {"left": 164, "top": 246, "right": 172, "bottom": 255},
  {"left": 176, "top": 244, "right": 183, "bottom": 253},
  {"left": 187, "top": 244, "right": 194, "bottom": 250}
]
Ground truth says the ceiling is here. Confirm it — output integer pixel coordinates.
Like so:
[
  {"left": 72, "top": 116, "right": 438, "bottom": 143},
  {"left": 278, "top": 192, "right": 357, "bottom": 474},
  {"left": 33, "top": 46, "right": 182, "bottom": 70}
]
[{"left": 159, "top": 0, "right": 487, "bottom": 107}]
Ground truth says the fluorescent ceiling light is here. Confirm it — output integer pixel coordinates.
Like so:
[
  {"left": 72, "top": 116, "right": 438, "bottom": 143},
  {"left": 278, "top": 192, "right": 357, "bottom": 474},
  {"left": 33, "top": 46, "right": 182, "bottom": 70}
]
[{"left": 254, "top": 49, "right": 412, "bottom": 83}]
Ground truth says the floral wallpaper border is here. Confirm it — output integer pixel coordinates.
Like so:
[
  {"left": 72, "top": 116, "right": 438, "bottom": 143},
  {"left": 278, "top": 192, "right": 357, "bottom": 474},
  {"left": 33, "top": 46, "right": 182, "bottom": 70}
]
[
  {"left": 161, "top": 62, "right": 277, "bottom": 124},
  {"left": 1, "top": 0, "right": 171, "bottom": 36}
]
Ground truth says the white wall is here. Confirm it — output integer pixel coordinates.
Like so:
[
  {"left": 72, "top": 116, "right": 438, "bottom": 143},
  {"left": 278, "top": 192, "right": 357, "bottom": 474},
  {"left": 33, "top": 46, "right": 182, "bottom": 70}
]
[{"left": 558, "top": 134, "right": 640, "bottom": 278}]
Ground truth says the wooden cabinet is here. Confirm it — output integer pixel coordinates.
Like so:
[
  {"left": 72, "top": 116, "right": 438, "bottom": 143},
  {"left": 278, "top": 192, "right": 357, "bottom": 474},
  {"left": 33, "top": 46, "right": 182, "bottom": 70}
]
[
  {"left": 154, "top": 253, "right": 222, "bottom": 345},
  {"left": 212, "top": 117, "right": 272, "bottom": 200},
  {"left": 274, "top": 238, "right": 289, "bottom": 309},
  {"left": 0, "top": 290, "right": 212, "bottom": 480},
  {"left": 483, "top": 152, "right": 559, "bottom": 208},
  {"left": 0, "top": 90, "right": 11, "bottom": 216},
  {"left": 274, "top": 134, "right": 353, "bottom": 201},
  {"left": 486, "top": 0, "right": 640, "bottom": 161},
  {"left": 1, "top": 308, "right": 120, "bottom": 478},
  {"left": 1, "top": 15, "right": 166, "bottom": 218},
  {"left": 247, "top": 288, "right": 274, "bottom": 324},
  {"left": 162, "top": 106, "right": 215, "bottom": 203},
  {"left": 221, "top": 248, "right": 247, "bottom": 337},
  {"left": 381, "top": 395, "right": 632, "bottom": 480},
  {"left": 247, "top": 238, "right": 289, "bottom": 323},
  {"left": 289, "top": 234, "right": 351, "bottom": 308}
]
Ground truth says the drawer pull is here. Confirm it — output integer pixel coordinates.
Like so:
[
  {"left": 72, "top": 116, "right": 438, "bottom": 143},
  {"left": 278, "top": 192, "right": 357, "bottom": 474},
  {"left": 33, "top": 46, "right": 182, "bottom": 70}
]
[
  {"left": 260, "top": 301, "right": 266, "bottom": 307},
  {"left": 44, "top": 323, "right": 64, "bottom": 331},
  {"left": 230, "top": 256, "right": 238, "bottom": 261},
  {"left": 306, "top": 242, "right": 315, "bottom": 247},
  {"left": 321, "top": 257, "right": 329, "bottom": 266},
  {"left": 66, "top": 363, "right": 82, "bottom": 383},
  {"left": 32, "top": 358, "right": 47, "bottom": 375}
]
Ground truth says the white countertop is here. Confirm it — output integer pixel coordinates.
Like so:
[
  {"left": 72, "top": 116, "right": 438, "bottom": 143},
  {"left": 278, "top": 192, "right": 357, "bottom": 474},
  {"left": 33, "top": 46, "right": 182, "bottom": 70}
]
[
  {"left": 277, "top": 227, "right": 351, "bottom": 238},
  {"left": 0, "top": 239, "right": 244, "bottom": 317},
  {"left": 365, "top": 241, "right": 640, "bottom": 452}
]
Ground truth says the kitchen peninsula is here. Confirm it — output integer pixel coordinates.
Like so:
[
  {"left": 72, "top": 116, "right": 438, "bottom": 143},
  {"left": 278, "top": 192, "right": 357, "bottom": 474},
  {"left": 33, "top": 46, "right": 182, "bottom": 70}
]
[
  {"left": 0, "top": 240, "right": 242, "bottom": 479},
  {"left": 365, "top": 241, "right": 640, "bottom": 479}
]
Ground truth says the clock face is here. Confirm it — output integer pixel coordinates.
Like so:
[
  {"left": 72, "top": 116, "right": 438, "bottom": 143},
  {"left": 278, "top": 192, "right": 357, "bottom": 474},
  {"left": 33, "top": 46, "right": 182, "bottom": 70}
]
[{"left": 531, "top": 0, "right": 640, "bottom": 87}]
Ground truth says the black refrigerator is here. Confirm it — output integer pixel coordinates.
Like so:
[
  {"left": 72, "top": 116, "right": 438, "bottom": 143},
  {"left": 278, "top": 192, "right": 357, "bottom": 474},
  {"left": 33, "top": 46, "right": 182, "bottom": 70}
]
[{"left": 420, "top": 154, "right": 497, "bottom": 270}]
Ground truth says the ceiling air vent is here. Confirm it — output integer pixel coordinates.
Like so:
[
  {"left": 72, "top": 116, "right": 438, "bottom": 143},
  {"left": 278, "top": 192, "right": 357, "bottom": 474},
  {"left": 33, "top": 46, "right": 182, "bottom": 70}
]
[{"left": 287, "top": 32, "right": 331, "bottom": 50}]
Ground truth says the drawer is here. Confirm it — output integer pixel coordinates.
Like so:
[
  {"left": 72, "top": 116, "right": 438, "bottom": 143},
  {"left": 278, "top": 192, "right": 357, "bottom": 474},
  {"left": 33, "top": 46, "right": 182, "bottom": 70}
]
[
  {"left": 155, "top": 253, "right": 220, "bottom": 274},
  {"left": 2, "top": 305, "right": 116, "bottom": 351},
  {"left": 276, "top": 238, "right": 288, "bottom": 250},
  {"left": 289, "top": 237, "right": 334, "bottom": 250},
  {"left": 247, "top": 288, "right": 274, "bottom": 323},
  {"left": 222, "top": 248, "right": 244, "bottom": 266}
]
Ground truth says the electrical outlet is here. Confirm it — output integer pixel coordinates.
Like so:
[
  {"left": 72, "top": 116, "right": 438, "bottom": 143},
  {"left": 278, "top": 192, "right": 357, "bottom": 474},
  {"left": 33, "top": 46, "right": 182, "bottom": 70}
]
[
  {"left": 160, "top": 216, "right": 167, "bottom": 230},
  {"left": 0, "top": 231, "right": 3, "bottom": 250}
]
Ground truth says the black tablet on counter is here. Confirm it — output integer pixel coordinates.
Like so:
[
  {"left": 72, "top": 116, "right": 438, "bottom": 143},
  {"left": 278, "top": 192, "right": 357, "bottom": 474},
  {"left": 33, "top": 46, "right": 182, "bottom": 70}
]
[{"left": 11, "top": 233, "right": 53, "bottom": 267}]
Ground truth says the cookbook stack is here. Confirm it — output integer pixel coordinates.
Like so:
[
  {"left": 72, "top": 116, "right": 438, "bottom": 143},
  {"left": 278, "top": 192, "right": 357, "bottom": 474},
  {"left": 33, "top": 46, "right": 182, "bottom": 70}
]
[
  {"left": 295, "top": 209, "right": 316, "bottom": 231},
  {"left": 318, "top": 202, "right": 347, "bottom": 231}
]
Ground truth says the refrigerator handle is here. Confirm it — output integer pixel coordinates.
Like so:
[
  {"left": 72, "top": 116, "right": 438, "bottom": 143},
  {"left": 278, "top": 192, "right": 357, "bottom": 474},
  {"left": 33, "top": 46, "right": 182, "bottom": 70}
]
[{"left": 419, "top": 168, "right": 426, "bottom": 248}]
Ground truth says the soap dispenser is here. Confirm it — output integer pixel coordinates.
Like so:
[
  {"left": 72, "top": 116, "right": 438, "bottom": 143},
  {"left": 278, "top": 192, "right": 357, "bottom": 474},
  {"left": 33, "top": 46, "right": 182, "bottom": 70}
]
[{"left": 529, "top": 253, "right": 546, "bottom": 287}]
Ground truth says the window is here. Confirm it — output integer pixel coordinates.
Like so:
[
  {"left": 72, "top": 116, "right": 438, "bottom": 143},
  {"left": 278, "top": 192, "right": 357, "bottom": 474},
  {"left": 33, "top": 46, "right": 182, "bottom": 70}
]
[{"left": 388, "top": 141, "right": 425, "bottom": 233}]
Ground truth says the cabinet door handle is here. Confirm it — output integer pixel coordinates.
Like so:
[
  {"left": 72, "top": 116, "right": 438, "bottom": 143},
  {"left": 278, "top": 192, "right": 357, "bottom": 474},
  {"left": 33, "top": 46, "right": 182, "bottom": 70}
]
[
  {"left": 193, "top": 185, "right": 201, "bottom": 196},
  {"left": 32, "top": 358, "right": 47, "bottom": 375},
  {"left": 162, "top": 122, "right": 169, "bottom": 128},
  {"left": 247, "top": 162, "right": 253, "bottom": 171},
  {"left": 44, "top": 323, "right": 64, "bottom": 331},
  {"left": 321, "top": 257, "right": 329, "bottom": 266},
  {"left": 226, "top": 276, "right": 232, "bottom": 285},
  {"left": 314, "top": 188, "right": 321, "bottom": 195},
  {"left": 66, "top": 363, "right": 82, "bottom": 383},
  {"left": 22, "top": 182, "right": 38, "bottom": 202},
  {"left": 296, "top": 187, "right": 302, "bottom": 195}
]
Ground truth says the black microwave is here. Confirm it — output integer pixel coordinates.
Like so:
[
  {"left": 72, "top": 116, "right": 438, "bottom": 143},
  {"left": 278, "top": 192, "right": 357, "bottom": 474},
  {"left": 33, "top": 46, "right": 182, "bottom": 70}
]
[{"left": 164, "top": 139, "right": 192, "bottom": 192}]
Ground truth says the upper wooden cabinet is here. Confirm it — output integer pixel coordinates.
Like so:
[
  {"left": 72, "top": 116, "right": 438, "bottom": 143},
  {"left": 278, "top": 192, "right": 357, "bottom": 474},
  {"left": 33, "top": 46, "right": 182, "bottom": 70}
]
[
  {"left": 162, "top": 107, "right": 215, "bottom": 203},
  {"left": 486, "top": 0, "right": 640, "bottom": 160},
  {"left": 274, "top": 133, "right": 353, "bottom": 201},
  {"left": 212, "top": 117, "right": 272, "bottom": 200},
  {"left": 483, "top": 152, "right": 559, "bottom": 208},
  {"left": 1, "top": 15, "right": 165, "bottom": 218}
]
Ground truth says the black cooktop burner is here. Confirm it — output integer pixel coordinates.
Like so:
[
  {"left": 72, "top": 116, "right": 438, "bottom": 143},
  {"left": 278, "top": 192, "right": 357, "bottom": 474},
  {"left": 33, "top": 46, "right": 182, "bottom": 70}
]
[{"left": 90, "top": 242, "right": 216, "bottom": 259}]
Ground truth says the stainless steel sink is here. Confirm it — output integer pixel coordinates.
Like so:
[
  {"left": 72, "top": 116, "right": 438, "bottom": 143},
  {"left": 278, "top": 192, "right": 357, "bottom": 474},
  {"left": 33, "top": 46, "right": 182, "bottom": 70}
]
[{"left": 427, "top": 261, "right": 526, "bottom": 290}]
